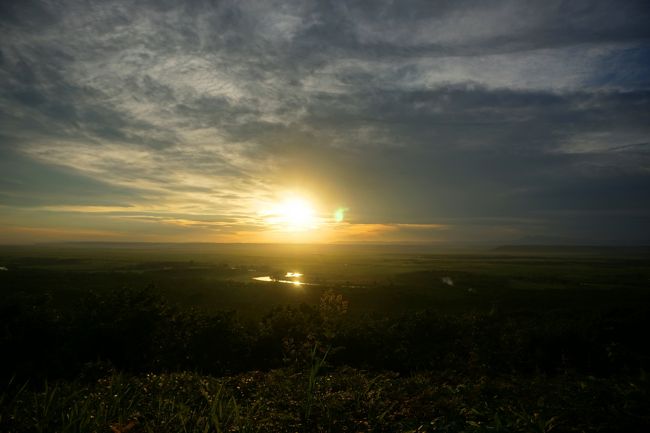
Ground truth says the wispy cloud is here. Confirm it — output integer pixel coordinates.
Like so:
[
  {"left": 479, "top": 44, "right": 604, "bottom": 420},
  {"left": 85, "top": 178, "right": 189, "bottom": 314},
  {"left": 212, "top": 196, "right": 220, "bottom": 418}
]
[{"left": 1, "top": 0, "right": 649, "bottom": 243}]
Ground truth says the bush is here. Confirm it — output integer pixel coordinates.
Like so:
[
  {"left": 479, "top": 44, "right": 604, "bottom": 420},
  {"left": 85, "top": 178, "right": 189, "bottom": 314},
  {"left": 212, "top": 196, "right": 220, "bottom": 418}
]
[{"left": 1, "top": 287, "right": 649, "bottom": 383}]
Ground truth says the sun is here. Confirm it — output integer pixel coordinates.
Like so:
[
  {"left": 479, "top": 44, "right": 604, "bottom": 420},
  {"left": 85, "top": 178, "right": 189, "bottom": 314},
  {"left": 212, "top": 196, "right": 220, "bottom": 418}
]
[
  {"left": 261, "top": 196, "right": 318, "bottom": 232},
  {"left": 279, "top": 198, "right": 315, "bottom": 230}
]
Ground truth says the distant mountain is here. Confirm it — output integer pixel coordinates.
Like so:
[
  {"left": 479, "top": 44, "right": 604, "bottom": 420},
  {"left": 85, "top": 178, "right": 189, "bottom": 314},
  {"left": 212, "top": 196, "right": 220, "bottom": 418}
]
[
  {"left": 502, "top": 234, "right": 650, "bottom": 246},
  {"left": 492, "top": 244, "right": 650, "bottom": 255},
  {"left": 507, "top": 235, "right": 603, "bottom": 246}
]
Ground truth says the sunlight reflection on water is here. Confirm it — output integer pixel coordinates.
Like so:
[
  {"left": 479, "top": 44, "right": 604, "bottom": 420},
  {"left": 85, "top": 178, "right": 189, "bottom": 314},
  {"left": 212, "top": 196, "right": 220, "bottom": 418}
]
[{"left": 252, "top": 271, "right": 313, "bottom": 286}]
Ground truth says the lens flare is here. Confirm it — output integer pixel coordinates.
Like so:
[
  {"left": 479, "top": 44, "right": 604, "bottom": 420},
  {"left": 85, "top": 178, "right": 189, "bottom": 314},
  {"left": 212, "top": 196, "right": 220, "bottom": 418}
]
[{"left": 334, "top": 207, "right": 348, "bottom": 223}]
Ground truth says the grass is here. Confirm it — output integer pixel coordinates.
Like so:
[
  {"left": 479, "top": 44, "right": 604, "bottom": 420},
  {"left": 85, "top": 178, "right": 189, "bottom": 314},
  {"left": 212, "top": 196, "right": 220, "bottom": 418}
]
[
  {"left": 1, "top": 373, "right": 259, "bottom": 433},
  {"left": 1, "top": 369, "right": 648, "bottom": 432},
  {"left": 302, "top": 343, "right": 330, "bottom": 428}
]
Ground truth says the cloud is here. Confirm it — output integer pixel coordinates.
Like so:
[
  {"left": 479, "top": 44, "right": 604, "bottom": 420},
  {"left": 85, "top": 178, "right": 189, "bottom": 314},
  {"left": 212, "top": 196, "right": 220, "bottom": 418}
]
[{"left": 0, "top": 0, "right": 649, "bottom": 243}]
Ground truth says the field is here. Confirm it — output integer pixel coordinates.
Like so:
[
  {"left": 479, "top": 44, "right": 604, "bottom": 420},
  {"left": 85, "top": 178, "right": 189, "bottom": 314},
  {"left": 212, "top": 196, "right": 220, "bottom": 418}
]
[{"left": 1, "top": 243, "right": 649, "bottom": 432}]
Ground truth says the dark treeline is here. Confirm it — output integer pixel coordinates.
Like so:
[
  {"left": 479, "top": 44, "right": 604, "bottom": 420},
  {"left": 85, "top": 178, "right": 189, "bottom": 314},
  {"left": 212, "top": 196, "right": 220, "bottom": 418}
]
[{"left": 2, "top": 286, "right": 649, "bottom": 384}]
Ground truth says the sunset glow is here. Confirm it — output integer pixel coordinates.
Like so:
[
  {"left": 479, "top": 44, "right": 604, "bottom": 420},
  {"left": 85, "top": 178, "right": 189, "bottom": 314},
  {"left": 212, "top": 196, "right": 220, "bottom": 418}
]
[
  {"left": 1, "top": 3, "right": 647, "bottom": 430},
  {"left": 0, "top": 0, "right": 648, "bottom": 245}
]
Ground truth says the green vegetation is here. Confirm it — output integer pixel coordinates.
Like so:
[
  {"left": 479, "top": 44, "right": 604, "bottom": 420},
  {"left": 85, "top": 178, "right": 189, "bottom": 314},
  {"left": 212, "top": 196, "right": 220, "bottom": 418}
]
[
  {"left": 1, "top": 244, "right": 649, "bottom": 431},
  {"left": 3, "top": 369, "right": 647, "bottom": 432}
]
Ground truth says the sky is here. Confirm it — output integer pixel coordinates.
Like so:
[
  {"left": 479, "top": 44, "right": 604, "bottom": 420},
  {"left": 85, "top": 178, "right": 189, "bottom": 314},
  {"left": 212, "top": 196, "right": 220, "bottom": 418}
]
[{"left": 1, "top": 0, "right": 649, "bottom": 244}]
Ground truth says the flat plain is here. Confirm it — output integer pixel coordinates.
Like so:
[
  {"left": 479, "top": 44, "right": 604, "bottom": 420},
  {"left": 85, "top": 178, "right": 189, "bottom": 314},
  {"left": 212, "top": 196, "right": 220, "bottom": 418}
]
[{"left": 1, "top": 243, "right": 649, "bottom": 432}]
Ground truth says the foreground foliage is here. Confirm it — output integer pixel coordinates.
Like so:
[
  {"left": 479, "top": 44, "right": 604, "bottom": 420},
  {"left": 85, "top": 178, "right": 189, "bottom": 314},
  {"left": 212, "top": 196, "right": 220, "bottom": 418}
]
[{"left": 2, "top": 369, "right": 648, "bottom": 432}]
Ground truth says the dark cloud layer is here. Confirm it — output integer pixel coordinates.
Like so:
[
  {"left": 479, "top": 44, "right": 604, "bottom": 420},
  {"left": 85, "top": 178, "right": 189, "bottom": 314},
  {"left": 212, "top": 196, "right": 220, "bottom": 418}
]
[{"left": 1, "top": 0, "right": 649, "bottom": 243}]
